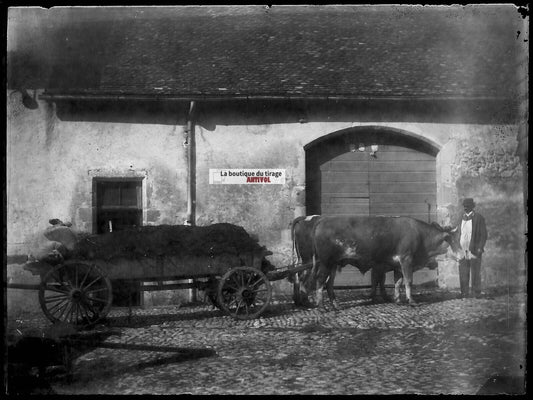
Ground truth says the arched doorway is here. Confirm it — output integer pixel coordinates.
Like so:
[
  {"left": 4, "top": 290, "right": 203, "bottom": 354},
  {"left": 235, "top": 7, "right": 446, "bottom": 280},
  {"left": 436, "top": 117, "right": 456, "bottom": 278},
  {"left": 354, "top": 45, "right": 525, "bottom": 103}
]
[{"left": 305, "top": 126, "right": 440, "bottom": 286}]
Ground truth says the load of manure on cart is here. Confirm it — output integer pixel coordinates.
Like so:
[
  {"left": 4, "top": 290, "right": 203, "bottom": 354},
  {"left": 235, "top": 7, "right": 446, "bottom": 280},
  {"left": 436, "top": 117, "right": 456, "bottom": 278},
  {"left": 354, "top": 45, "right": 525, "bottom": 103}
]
[{"left": 72, "top": 223, "right": 273, "bottom": 266}]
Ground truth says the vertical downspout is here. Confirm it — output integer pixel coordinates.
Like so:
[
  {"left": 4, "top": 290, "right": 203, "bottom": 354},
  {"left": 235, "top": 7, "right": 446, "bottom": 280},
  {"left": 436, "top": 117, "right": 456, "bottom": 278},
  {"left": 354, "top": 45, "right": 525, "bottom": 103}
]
[
  {"left": 185, "top": 100, "right": 197, "bottom": 302},
  {"left": 186, "top": 100, "right": 196, "bottom": 226}
]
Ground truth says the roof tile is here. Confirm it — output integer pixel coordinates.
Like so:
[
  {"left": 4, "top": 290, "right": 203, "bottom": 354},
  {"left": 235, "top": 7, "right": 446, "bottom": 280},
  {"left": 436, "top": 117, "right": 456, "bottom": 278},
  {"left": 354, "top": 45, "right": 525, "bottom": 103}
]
[{"left": 13, "top": 5, "right": 521, "bottom": 99}]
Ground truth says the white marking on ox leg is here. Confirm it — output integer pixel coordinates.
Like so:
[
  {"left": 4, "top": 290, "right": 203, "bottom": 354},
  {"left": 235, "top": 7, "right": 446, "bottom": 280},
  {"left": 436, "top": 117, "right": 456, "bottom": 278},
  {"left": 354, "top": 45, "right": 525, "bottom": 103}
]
[
  {"left": 392, "top": 255, "right": 403, "bottom": 303},
  {"left": 293, "top": 272, "right": 309, "bottom": 306},
  {"left": 405, "top": 283, "right": 413, "bottom": 304},
  {"left": 315, "top": 286, "right": 323, "bottom": 308},
  {"left": 394, "top": 276, "right": 403, "bottom": 303},
  {"left": 398, "top": 255, "right": 416, "bottom": 306},
  {"left": 404, "top": 272, "right": 415, "bottom": 305},
  {"left": 314, "top": 265, "right": 331, "bottom": 309},
  {"left": 326, "top": 269, "right": 338, "bottom": 310}
]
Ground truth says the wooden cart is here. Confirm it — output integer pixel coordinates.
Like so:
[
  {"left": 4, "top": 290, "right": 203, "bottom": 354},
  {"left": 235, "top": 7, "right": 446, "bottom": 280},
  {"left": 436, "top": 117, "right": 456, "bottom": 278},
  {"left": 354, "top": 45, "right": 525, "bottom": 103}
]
[{"left": 20, "top": 249, "right": 313, "bottom": 328}]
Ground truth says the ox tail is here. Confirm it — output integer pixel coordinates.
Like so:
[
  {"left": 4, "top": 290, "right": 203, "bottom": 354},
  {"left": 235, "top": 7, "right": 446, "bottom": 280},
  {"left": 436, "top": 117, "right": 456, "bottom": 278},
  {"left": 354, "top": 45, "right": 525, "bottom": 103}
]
[
  {"left": 291, "top": 216, "right": 306, "bottom": 266},
  {"left": 309, "top": 217, "right": 322, "bottom": 284},
  {"left": 290, "top": 217, "right": 306, "bottom": 285}
]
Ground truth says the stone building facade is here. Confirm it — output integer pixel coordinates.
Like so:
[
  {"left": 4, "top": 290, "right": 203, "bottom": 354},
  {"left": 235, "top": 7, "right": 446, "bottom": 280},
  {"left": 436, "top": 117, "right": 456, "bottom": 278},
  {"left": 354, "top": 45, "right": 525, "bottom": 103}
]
[{"left": 6, "top": 6, "right": 527, "bottom": 310}]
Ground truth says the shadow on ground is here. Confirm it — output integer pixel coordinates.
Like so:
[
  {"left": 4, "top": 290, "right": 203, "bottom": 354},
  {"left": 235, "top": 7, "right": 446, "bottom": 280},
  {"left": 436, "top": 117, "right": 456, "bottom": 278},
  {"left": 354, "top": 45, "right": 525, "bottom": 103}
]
[
  {"left": 63, "top": 347, "right": 217, "bottom": 384},
  {"left": 104, "top": 307, "right": 224, "bottom": 327},
  {"left": 477, "top": 375, "right": 525, "bottom": 395},
  {"left": 99, "top": 288, "right": 492, "bottom": 327}
]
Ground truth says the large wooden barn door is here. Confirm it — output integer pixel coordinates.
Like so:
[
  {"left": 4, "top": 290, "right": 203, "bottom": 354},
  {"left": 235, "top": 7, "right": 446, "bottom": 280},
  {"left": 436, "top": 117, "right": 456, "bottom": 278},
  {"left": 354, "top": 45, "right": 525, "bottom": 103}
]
[
  {"left": 305, "top": 129, "right": 438, "bottom": 287},
  {"left": 320, "top": 149, "right": 370, "bottom": 216},
  {"left": 321, "top": 145, "right": 436, "bottom": 220}
]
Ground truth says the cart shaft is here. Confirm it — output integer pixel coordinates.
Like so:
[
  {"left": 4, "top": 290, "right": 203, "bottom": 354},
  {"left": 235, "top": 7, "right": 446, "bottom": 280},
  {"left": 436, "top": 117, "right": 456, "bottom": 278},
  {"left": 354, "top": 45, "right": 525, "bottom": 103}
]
[{"left": 266, "top": 262, "right": 315, "bottom": 281}]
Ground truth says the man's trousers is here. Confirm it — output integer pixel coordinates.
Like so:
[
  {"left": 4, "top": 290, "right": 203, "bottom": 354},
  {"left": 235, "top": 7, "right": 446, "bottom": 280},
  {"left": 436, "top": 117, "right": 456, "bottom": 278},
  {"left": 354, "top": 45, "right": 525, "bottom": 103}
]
[{"left": 458, "top": 257, "right": 482, "bottom": 297}]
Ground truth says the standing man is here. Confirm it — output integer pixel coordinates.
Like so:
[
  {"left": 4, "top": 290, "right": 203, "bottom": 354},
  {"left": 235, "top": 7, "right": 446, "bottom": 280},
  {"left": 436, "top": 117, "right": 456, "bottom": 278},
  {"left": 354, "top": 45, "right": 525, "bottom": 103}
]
[{"left": 457, "top": 198, "right": 488, "bottom": 298}]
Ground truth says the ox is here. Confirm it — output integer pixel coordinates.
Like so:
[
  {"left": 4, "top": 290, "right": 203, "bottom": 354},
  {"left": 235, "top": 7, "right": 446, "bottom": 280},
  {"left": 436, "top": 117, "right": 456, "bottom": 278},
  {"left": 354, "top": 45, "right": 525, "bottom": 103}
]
[
  {"left": 305, "top": 216, "right": 460, "bottom": 308},
  {"left": 291, "top": 215, "right": 392, "bottom": 305}
]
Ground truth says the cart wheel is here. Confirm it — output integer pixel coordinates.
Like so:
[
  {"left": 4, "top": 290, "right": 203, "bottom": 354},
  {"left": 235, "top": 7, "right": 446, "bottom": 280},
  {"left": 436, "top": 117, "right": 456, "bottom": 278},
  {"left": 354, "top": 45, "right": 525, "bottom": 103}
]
[
  {"left": 217, "top": 266, "right": 272, "bottom": 320},
  {"left": 39, "top": 263, "right": 113, "bottom": 327}
]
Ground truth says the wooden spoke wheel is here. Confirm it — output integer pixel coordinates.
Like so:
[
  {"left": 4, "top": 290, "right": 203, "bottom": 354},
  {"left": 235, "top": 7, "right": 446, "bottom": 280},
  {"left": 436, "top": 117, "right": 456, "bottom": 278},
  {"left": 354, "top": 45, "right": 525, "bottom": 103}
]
[
  {"left": 39, "top": 263, "right": 112, "bottom": 327},
  {"left": 217, "top": 266, "right": 272, "bottom": 320}
]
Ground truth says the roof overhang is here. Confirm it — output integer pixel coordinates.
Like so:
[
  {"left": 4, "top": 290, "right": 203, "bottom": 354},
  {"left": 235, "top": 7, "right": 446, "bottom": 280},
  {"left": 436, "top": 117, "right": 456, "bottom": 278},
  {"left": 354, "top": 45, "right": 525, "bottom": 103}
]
[
  {"left": 39, "top": 92, "right": 512, "bottom": 103},
  {"left": 38, "top": 92, "right": 520, "bottom": 125}
]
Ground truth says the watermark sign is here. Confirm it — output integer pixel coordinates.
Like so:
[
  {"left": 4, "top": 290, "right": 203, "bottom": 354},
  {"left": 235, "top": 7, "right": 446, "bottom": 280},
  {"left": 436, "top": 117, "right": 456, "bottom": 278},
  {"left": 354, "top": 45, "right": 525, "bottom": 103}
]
[{"left": 209, "top": 169, "right": 286, "bottom": 184}]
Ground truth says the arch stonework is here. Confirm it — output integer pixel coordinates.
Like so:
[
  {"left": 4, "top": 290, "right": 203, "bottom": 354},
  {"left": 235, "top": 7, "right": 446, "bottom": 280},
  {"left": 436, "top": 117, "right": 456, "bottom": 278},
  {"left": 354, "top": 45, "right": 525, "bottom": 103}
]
[{"left": 304, "top": 125, "right": 441, "bottom": 155}]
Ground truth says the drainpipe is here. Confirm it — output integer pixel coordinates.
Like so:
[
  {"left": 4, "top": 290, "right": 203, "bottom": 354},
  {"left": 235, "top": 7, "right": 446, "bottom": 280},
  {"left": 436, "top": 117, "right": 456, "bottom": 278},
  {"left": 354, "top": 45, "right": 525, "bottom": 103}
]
[
  {"left": 184, "top": 100, "right": 197, "bottom": 302},
  {"left": 185, "top": 100, "right": 196, "bottom": 226}
]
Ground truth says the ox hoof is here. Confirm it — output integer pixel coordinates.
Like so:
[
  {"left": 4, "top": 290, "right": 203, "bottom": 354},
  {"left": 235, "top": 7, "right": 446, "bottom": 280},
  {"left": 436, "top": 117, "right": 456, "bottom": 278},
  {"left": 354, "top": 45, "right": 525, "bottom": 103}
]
[
  {"left": 297, "top": 299, "right": 315, "bottom": 309},
  {"left": 292, "top": 297, "right": 303, "bottom": 306},
  {"left": 371, "top": 295, "right": 391, "bottom": 304},
  {"left": 407, "top": 299, "right": 419, "bottom": 307}
]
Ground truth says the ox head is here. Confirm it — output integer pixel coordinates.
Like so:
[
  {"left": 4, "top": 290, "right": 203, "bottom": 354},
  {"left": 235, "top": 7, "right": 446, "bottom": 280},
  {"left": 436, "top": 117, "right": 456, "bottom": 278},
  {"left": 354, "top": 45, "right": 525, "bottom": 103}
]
[{"left": 429, "top": 222, "right": 461, "bottom": 260}]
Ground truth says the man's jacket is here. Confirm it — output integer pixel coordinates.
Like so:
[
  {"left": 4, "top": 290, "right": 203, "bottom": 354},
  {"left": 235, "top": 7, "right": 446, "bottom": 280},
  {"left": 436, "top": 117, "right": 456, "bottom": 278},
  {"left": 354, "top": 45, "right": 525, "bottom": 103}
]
[{"left": 457, "top": 212, "right": 488, "bottom": 257}]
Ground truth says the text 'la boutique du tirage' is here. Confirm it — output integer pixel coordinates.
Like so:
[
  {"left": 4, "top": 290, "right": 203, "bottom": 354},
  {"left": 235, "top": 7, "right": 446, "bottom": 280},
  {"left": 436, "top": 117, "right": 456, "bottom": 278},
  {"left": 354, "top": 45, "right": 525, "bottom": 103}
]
[{"left": 209, "top": 169, "right": 286, "bottom": 184}]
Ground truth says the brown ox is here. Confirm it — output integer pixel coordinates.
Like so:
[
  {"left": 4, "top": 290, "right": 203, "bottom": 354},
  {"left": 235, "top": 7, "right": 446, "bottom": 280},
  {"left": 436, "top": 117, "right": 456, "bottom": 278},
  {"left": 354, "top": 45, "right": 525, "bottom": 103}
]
[{"left": 305, "top": 216, "right": 460, "bottom": 308}]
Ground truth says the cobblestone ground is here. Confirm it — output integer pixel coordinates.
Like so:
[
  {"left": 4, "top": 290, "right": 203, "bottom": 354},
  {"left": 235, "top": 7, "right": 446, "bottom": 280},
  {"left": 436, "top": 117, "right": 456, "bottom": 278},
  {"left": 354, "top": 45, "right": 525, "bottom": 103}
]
[{"left": 6, "top": 288, "right": 527, "bottom": 395}]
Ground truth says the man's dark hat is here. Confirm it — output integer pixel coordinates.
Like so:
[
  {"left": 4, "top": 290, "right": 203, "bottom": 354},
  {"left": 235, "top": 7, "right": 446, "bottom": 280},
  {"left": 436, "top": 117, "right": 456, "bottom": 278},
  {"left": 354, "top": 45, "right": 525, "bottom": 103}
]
[{"left": 463, "top": 198, "right": 475, "bottom": 207}]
